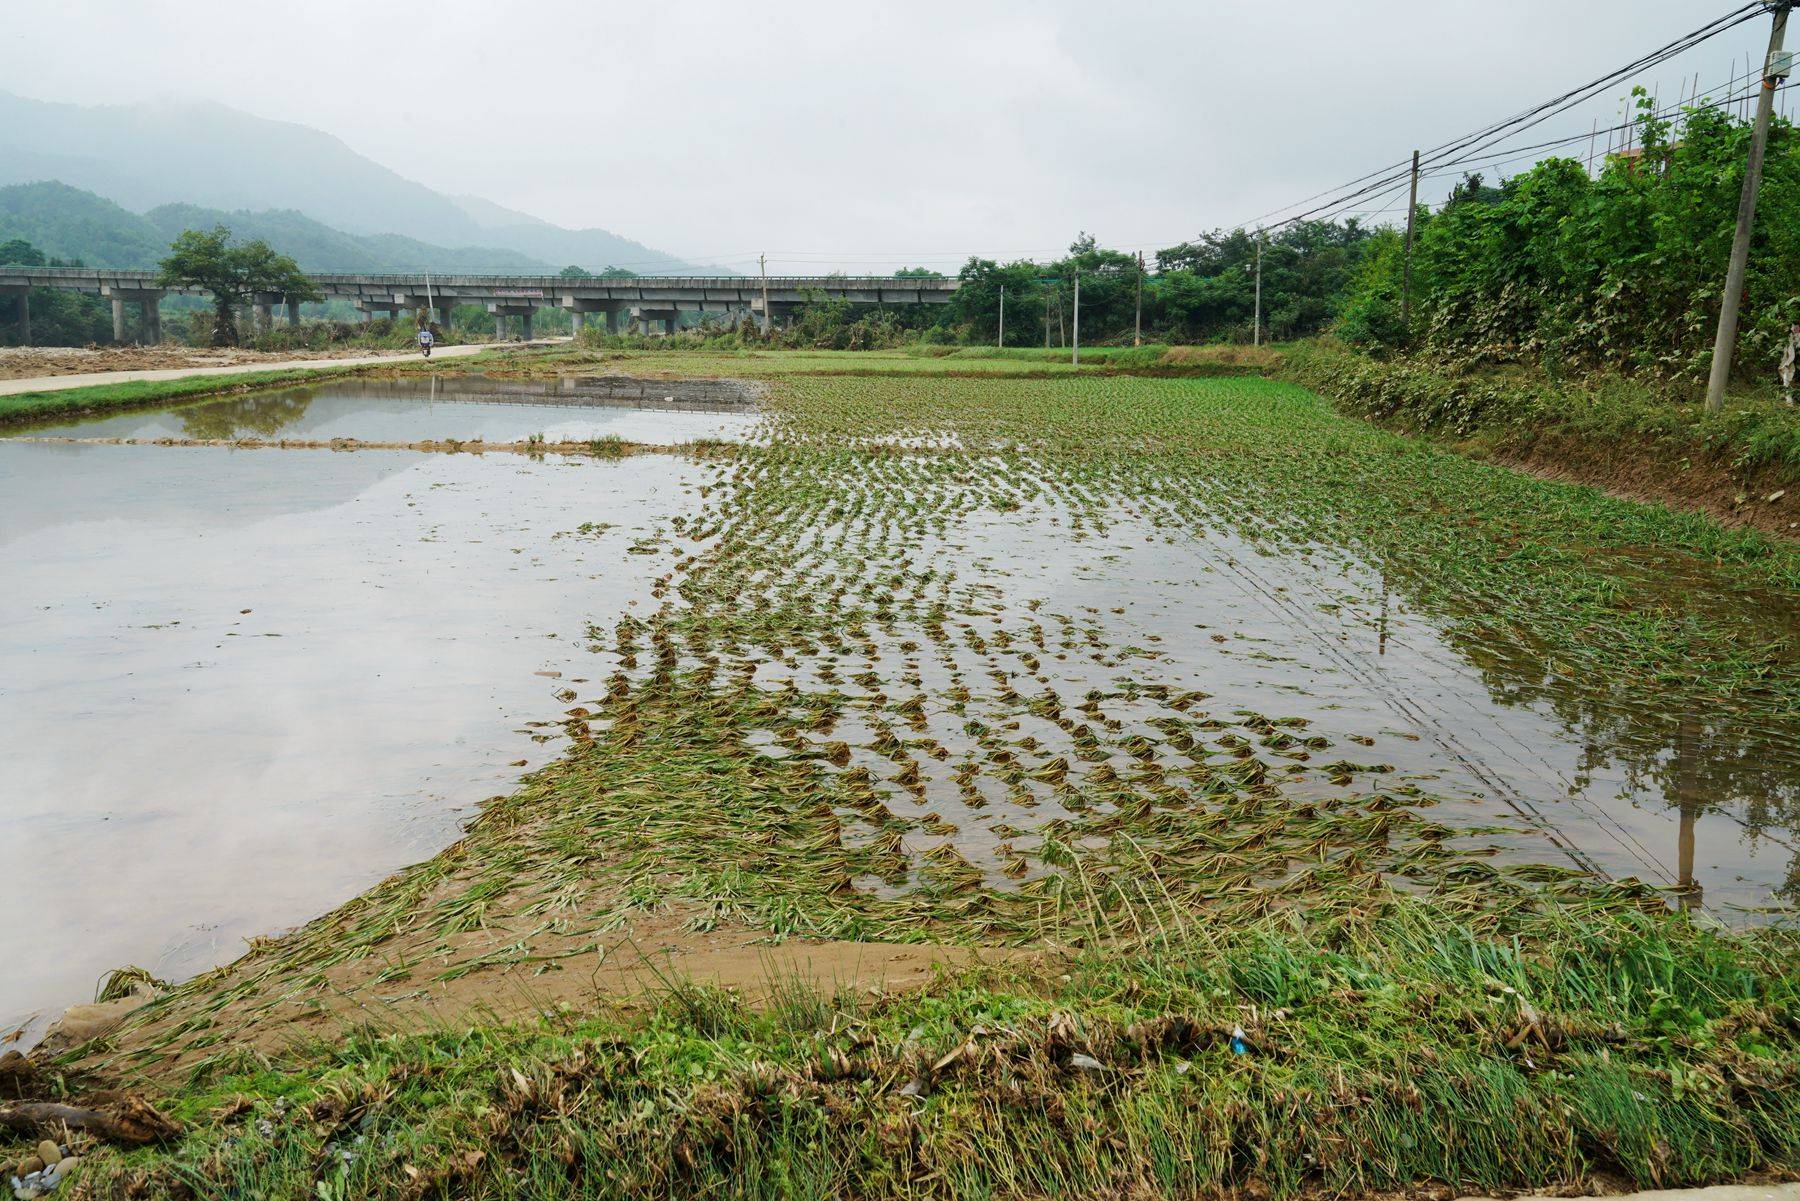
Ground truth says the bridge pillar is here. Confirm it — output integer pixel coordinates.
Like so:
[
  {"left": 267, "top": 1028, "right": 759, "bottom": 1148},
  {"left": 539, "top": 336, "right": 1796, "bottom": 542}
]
[
  {"left": 141, "top": 297, "right": 162, "bottom": 344},
  {"left": 255, "top": 302, "right": 274, "bottom": 335},
  {"left": 111, "top": 294, "right": 127, "bottom": 344},
  {"left": 570, "top": 310, "right": 584, "bottom": 336},
  {"left": 632, "top": 306, "right": 678, "bottom": 336},
  {"left": 287, "top": 299, "right": 302, "bottom": 326},
  {"left": 560, "top": 297, "right": 621, "bottom": 338},
  {"left": 436, "top": 305, "right": 454, "bottom": 331},
  {"left": 12, "top": 292, "right": 27, "bottom": 346},
  {"left": 488, "top": 303, "right": 537, "bottom": 341}
]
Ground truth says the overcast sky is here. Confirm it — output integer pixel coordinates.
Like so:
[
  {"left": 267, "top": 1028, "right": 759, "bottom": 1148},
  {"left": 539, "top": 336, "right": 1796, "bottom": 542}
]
[{"left": 0, "top": 0, "right": 1784, "bottom": 273}]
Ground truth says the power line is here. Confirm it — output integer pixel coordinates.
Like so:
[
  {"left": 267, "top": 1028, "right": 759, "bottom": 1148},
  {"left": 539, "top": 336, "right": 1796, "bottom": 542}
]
[
  {"left": 1231, "top": 2, "right": 1768, "bottom": 235},
  {"left": 526, "top": 3, "right": 1779, "bottom": 275}
]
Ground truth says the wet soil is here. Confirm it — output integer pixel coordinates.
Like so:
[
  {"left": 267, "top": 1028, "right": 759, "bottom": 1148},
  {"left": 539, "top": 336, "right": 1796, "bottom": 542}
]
[
  {"left": 0, "top": 344, "right": 438, "bottom": 381},
  {"left": 1487, "top": 431, "right": 1798, "bottom": 542}
]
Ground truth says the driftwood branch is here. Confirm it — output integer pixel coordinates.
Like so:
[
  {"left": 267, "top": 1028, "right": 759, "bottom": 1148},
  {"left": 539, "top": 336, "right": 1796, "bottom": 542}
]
[{"left": 0, "top": 1096, "right": 181, "bottom": 1145}]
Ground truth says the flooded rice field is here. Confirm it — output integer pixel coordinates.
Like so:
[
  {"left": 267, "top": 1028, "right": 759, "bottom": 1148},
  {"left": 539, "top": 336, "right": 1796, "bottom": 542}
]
[
  {"left": 784, "top": 497, "right": 1800, "bottom": 910},
  {"left": 6, "top": 370, "right": 1798, "bottom": 1053},
  {"left": 2, "top": 374, "right": 762, "bottom": 445},
  {"left": 0, "top": 377, "right": 746, "bottom": 1042}
]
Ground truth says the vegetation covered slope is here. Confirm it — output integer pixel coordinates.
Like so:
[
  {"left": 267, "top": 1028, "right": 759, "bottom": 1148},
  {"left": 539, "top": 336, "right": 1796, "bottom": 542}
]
[
  {"left": 1341, "top": 98, "right": 1800, "bottom": 383},
  {"left": 0, "top": 181, "right": 551, "bottom": 273}
]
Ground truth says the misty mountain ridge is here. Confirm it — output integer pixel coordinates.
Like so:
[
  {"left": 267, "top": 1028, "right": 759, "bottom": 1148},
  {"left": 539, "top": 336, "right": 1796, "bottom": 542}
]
[
  {"left": 0, "top": 88, "right": 714, "bottom": 274},
  {"left": 0, "top": 181, "right": 559, "bottom": 274}
]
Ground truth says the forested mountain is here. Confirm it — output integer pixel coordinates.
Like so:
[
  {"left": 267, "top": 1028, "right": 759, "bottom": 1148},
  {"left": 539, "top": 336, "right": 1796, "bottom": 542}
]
[
  {"left": 142, "top": 204, "right": 550, "bottom": 273},
  {"left": 0, "top": 89, "right": 704, "bottom": 273},
  {"left": 0, "top": 182, "right": 165, "bottom": 267},
  {"left": 0, "top": 182, "right": 554, "bottom": 273}
]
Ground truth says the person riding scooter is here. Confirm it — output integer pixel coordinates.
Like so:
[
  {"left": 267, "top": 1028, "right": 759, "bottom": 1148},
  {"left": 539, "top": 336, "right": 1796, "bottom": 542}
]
[{"left": 418, "top": 324, "right": 435, "bottom": 358}]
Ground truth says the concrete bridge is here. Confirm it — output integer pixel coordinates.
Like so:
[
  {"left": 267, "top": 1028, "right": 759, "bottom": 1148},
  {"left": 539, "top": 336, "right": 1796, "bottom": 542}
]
[{"left": 0, "top": 268, "right": 960, "bottom": 344}]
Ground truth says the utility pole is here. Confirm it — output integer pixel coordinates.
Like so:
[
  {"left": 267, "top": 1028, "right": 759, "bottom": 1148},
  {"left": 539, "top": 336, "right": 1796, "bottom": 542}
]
[
  {"left": 1706, "top": 1, "right": 1792, "bottom": 414},
  {"left": 759, "top": 253, "right": 770, "bottom": 337},
  {"left": 1252, "top": 230, "right": 1263, "bottom": 347},
  {"left": 1072, "top": 271, "right": 1080, "bottom": 366},
  {"left": 1402, "top": 149, "right": 1420, "bottom": 332},
  {"left": 998, "top": 283, "right": 1005, "bottom": 349},
  {"left": 1134, "top": 252, "right": 1144, "bottom": 347},
  {"left": 1044, "top": 284, "right": 1051, "bottom": 349}
]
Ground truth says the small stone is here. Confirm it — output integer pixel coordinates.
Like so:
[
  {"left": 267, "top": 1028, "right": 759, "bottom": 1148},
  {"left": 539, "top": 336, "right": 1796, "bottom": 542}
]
[
  {"left": 15, "top": 1157, "right": 41, "bottom": 1178},
  {"left": 35, "top": 1144, "right": 58, "bottom": 1167},
  {"left": 1068, "top": 1052, "right": 1105, "bottom": 1072},
  {"left": 50, "top": 1157, "right": 77, "bottom": 1179}
]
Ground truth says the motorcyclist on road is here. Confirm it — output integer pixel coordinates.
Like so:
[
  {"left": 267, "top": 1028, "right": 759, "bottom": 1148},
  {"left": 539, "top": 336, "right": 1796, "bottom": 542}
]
[
  {"left": 1781, "top": 320, "right": 1798, "bottom": 406},
  {"left": 418, "top": 324, "right": 435, "bottom": 358}
]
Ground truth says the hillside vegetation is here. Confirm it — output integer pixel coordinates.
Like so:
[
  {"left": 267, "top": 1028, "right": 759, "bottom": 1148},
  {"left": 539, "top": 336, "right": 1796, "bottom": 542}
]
[{"left": 0, "top": 182, "right": 552, "bottom": 274}]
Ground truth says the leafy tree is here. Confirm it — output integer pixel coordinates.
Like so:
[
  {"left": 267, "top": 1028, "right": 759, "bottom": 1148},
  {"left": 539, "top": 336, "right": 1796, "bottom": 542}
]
[
  {"left": 0, "top": 238, "right": 46, "bottom": 266},
  {"left": 0, "top": 236, "right": 112, "bottom": 346},
  {"left": 157, "top": 225, "right": 318, "bottom": 346},
  {"left": 1341, "top": 96, "right": 1800, "bottom": 381},
  {"left": 894, "top": 266, "right": 946, "bottom": 278},
  {"left": 953, "top": 258, "right": 1041, "bottom": 345},
  {"left": 558, "top": 265, "right": 594, "bottom": 279}
]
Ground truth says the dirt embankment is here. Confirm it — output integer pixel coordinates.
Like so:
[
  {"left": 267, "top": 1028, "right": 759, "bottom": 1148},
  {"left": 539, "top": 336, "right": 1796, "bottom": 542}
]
[
  {"left": 0, "top": 344, "right": 430, "bottom": 381},
  {"left": 74, "top": 851, "right": 1025, "bottom": 1081},
  {"left": 1277, "top": 347, "right": 1799, "bottom": 543},
  {"left": 1482, "top": 431, "right": 1796, "bottom": 542}
]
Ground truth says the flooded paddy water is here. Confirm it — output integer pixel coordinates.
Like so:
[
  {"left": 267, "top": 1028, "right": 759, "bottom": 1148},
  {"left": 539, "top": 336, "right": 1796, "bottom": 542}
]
[
  {"left": 5, "top": 368, "right": 1798, "bottom": 1056},
  {"left": 0, "top": 375, "right": 757, "bottom": 1042},
  {"left": 9, "top": 374, "right": 761, "bottom": 446}
]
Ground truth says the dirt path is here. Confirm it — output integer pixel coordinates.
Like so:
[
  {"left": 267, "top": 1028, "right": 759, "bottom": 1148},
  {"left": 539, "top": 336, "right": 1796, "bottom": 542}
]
[
  {"left": 0, "top": 338, "right": 571, "bottom": 396},
  {"left": 1470, "top": 1188, "right": 1800, "bottom": 1201}
]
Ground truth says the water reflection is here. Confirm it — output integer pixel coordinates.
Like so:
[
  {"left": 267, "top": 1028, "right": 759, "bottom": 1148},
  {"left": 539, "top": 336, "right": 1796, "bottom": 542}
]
[
  {"left": 1363, "top": 547, "right": 1800, "bottom": 917},
  {"left": 6, "top": 375, "right": 762, "bottom": 445},
  {"left": 180, "top": 392, "right": 315, "bottom": 440},
  {"left": 0, "top": 440, "right": 707, "bottom": 1042}
]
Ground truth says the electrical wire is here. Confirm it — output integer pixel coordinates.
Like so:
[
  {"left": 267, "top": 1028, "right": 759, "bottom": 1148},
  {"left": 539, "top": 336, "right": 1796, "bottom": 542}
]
[
  {"left": 505, "top": 2, "right": 1783, "bottom": 274},
  {"left": 1232, "top": 2, "right": 1770, "bottom": 234}
]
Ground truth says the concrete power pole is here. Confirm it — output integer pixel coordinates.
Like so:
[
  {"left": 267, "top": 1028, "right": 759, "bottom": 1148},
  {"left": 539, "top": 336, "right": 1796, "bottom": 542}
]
[
  {"left": 1706, "top": 2, "right": 1792, "bottom": 414},
  {"left": 998, "top": 283, "right": 1005, "bottom": 349},
  {"left": 759, "top": 253, "right": 771, "bottom": 337},
  {"left": 1072, "top": 271, "right": 1080, "bottom": 366},
  {"left": 1402, "top": 149, "right": 1420, "bottom": 334},
  {"left": 1134, "top": 252, "right": 1144, "bottom": 347},
  {"left": 1252, "top": 231, "right": 1263, "bottom": 347}
]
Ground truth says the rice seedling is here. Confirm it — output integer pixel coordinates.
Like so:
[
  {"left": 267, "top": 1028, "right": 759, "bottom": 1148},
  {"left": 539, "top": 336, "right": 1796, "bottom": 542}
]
[{"left": 36, "top": 355, "right": 1800, "bottom": 1197}]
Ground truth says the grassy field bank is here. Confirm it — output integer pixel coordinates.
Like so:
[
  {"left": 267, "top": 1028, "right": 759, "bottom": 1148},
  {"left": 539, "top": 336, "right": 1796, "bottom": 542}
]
[
  {"left": 12, "top": 356, "right": 1800, "bottom": 1199},
  {"left": 0, "top": 365, "right": 386, "bottom": 428},
  {"left": 1280, "top": 345, "right": 1800, "bottom": 539}
]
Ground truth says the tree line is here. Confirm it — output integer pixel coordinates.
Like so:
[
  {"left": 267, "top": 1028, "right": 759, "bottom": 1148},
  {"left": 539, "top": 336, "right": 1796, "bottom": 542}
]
[
  {"left": 10, "top": 93, "right": 1797, "bottom": 378},
  {"left": 1341, "top": 91, "right": 1799, "bottom": 382}
]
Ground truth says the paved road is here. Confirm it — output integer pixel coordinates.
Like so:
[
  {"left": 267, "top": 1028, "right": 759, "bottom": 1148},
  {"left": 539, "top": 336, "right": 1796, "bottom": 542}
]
[
  {"left": 0, "top": 338, "right": 572, "bottom": 397},
  {"left": 1465, "top": 1187, "right": 1800, "bottom": 1201}
]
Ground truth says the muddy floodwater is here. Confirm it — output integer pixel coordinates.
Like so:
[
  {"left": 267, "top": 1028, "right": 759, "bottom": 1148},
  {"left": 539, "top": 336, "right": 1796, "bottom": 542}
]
[
  {"left": 4, "top": 372, "right": 1797, "bottom": 1045},
  {"left": 0, "top": 380, "right": 745, "bottom": 1042},
  {"left": 3, "top": 374, "right": 763, "bottom": 445}
]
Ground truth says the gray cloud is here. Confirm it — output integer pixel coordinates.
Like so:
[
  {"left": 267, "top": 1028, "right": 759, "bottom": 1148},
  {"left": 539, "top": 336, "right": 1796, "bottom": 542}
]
[{"left": 1, "top": 0, "right": 1780, "bottom": 271}]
